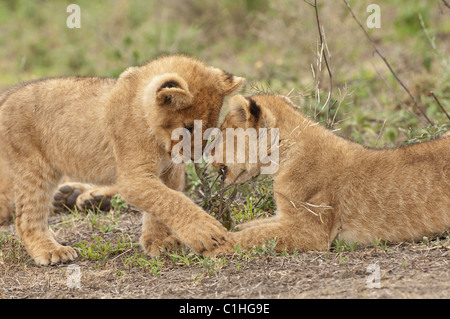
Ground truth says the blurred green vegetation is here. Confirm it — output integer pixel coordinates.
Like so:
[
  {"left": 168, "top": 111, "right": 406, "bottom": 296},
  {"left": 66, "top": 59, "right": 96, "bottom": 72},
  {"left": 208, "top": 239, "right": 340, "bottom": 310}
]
[{"left": 0, "top": 0, "right": 448, "bottom": 147}]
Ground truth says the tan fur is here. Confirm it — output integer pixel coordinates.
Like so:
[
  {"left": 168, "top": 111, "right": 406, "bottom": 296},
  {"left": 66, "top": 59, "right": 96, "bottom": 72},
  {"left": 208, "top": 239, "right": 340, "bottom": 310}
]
[
  {"left": 0, "top": 55, "right": 244, "bottom": 265},
  {"left": 206, "top": 94, "right": 450, "bottom": 255},
  {"left": 0, "top": 152, "right": 14, "bottom": 223}
]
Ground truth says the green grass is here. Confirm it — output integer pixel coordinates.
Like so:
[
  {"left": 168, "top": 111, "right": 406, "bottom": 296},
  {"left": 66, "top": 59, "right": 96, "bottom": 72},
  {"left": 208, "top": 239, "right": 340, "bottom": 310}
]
[
  {"left": 332, "top": 238, "right": 361, "bottom": 253},
  {"left": 0, "top": 232, "right": 33, "bottom": 267},
  {"left": 75, "top": 234, "right": 137, "bottom": 262},
  {"left": 122, "top": 252, "right": 166, "bottom": 275}
]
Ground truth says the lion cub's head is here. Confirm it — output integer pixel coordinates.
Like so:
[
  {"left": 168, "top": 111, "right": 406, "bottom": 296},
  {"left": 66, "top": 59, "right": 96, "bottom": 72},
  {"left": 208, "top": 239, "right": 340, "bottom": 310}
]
[
  {"left": 122, "top": 55, "right": 244, "bottom": 161},
  {"left": 212, "top": 94, "right": 281, "bottom": 184}
]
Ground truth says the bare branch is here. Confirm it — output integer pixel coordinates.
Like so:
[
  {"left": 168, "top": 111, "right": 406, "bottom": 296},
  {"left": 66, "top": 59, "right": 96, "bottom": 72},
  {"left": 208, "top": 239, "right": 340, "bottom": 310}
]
[
  {"left": 442, "top": 0, "right": 450, "bottom": 9},
  {"left": 305, "top": 0, "right": 333, "bottom": 126},
  {"left": 430, "top": 91, "right": 450, "bottom": 121},
  {"left": 370, "top": 61, "right": 420, "bottom": 121},
  {"left": 342, "top": 0, "right": 434, "bottom": 126},
  {"left": 330, "top": 85, "right": 349, "bottom": 128},
  {"left": 374, "top": 118, "right": 387, "bottom": 147}
]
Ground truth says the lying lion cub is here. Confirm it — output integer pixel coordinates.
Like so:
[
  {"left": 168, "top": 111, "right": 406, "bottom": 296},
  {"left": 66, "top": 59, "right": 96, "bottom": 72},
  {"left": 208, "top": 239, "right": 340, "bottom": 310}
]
[
  {"left": 207, "top": 94, "right": 450, "bottom": 254},
  {"left": 0, "top": 55, "right": 243, "bottom": 265}
]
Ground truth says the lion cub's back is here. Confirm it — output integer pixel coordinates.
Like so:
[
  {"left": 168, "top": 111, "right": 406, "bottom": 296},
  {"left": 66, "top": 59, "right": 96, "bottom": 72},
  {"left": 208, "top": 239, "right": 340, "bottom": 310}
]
[{"left": 0, "top": 77, "right": 117, "bottom": 182}]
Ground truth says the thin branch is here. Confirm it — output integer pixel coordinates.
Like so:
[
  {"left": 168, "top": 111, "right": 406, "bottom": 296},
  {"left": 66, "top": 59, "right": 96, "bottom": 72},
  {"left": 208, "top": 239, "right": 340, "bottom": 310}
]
[
  {"left": 275, "top": 191, "right": 332, "bottom": 223},
  {"left": 370, "top": 61, "right": 420, "bottom": 120},
  {"left": 374, "top": 118, "right": 387, "bottom": 147},
  {"left": 442, "top": 0, "right": 450, "bottom": 9},
  {"left": 418, "top": 13, "right": 437, "bottom": 52},
  {"left": 430, "top": 91, "right": 450, "bottom": 121},
  {"left": 310, "top": 0, "right": 333, "bottom": 125},
  {"left": 330, "top": 85, "right": 349, "bottom": 128},
  {"left": 342, "top": 0, "right": 434, "bottom": 126}
]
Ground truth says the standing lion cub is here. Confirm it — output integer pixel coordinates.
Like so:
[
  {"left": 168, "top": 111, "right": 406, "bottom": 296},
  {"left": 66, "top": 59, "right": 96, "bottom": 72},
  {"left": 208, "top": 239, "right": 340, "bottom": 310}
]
[
  {"left": 0, "top": 55, "right": 243, "bottom": 265},
  {"left": 207, "top": 94, "right": 450, "bottom": 255}
]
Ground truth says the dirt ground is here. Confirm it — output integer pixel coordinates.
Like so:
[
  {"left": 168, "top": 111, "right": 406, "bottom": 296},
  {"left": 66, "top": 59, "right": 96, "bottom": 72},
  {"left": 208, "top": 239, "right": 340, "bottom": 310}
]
[{"left": 0, "top": 209, "right": 449, "bottom": 300}]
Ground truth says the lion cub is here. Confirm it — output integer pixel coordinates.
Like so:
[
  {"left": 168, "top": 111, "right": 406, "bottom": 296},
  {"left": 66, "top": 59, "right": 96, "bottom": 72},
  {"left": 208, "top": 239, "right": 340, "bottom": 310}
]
[
  {"left": 207, "top": 94, "right": 450, "bottom": 254},
  {"left": 0, "top": 55, "right": 243, "bottom": 265}
]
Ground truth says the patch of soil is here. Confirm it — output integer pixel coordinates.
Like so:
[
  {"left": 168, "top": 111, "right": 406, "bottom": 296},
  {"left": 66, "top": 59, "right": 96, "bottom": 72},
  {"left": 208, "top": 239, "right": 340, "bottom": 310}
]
[{"left": 0, "top": 210, "right": 448, "bottom": 299}]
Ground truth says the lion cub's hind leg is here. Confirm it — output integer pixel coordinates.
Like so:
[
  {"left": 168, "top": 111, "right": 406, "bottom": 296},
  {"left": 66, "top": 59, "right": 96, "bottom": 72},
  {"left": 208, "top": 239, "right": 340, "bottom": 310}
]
[
  {"left": 52, "top": 182, "right": 119, "bottom": 212},
  {"left": 0, "top": 156, "right": 14, "bottom": 225},
  {"left": 0, "top": 194, "right": 14, "bottom": 225},
  {"left": 13, "top": 156, "right": 77, "bottom": 265},
  {"left": 0, "top": 185, "right": 14, "bottom": 225}
]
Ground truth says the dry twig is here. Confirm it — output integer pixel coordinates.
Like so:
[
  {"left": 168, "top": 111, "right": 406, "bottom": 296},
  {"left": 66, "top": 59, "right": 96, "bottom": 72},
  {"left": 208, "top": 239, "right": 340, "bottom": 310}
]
[
  {"left": 304, "top": 0, "right": 333, "bottom": 126},
  {"left": 374, "top": 118, "right": 387, "bottom": 147},
  {"left": 430, "top": 91, "right": 450, "bottom": 121},
  {"left": 342, "top": 0, "right": 434, "bottom": 126},
  {"left": 442, "top": 0, "right": 450, "bottom": 10}
]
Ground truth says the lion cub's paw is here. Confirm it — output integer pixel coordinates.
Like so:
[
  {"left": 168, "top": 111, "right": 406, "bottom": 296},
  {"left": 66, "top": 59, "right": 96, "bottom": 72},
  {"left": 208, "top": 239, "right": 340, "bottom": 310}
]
[
  {"left": 202, "top": 234, "right": 235, "bottom": 257},
  {"left": 141, "top": 235, "right": 181, "bottom": 256},
  {"left": 178, "top": 214, "right": 228, "bottom": 253},
  {"left": 33, "top": 244, "right": 78, "bottom": 266},
  {"left": 52, "top": 183, "right": 111, "bottom": 212},
  {"left": 52, "top": 183, "right": 92, "bottom": 212},
  {"left": 75, "top": 189, "right": 112, "bottom": 212}
]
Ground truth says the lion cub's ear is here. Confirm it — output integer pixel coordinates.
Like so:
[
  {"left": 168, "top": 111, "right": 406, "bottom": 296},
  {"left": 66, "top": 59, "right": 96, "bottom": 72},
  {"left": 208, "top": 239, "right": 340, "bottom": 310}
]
[
  {"left": 209, "top": 67, "right": 245, "bottom": 96},
  {"left": 227, "top": 95, "right": 276, "bottom": 129},
  {"left": 145, "top": 73, "right": 194, "bottom": 111},
  {"left": 227, "top": 95, "right": 261, "bottom": 128}
]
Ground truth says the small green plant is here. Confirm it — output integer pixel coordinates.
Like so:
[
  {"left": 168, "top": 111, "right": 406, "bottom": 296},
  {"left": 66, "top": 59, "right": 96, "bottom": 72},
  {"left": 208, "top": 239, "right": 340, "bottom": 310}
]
[
  {"left": 419, "top": 232, "right": 450, "bottom": 247},
  {"left": 111, "top": 194, "right": 128, "bottom": 212},
  {"left": 169, "top": 248, "right": 199, "bottom": 267},
  {"left": 251, "top": 237, "right": 279, "bottom": 256},
  {"left": 332, "top": 238, "right": 360, "bottom": 252},
  {"left": 235, "top": 260, "right": 246, "bottom": 271},
  {"left": 86, "top": 209, "right": 101, "bottom": 230},
  {"left": 123, "top": 252, "right": 165, "bottom": 275},
  {"left": 400, "top": 123, "right": 449, "bottom": 146},
  {"left": 75, "top": 235, "right": 136, "bottom": 262},
  {"left": 332, "top": 238, "right": 345, "bottom": 252},
  {"left": 373, "top": 238, "right": 390, "bottom": 251},
  {"left": 233, "top": 243, "right": 256, "bottom": 262},
  {"left": 82, "top": 206, "right": 122, "bottom": 233},
  {"left": 338, "top": 253, "right": 348, "bottom": 265},
  {"left": 199, "top": 256, "right": 227, "bottom": 276}
]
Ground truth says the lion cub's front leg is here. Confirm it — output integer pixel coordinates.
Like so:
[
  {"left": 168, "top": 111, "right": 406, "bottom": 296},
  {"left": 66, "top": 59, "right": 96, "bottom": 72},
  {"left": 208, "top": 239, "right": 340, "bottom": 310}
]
[
  {"left": 119, "top": 172, "right": 227, "bottom": 255},
  {"left": 140, "top": 212, "right": 180, "bottom": 255},
  {"left": 140, "top": 164, "right": 184, "bottom": 255},
  {"left": 204, "top": 213, "right": 330, "bottom": 256}
]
